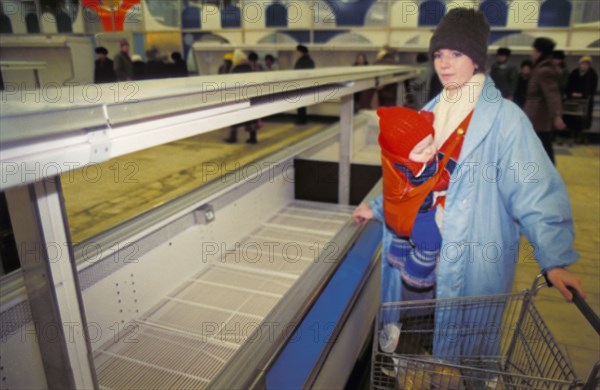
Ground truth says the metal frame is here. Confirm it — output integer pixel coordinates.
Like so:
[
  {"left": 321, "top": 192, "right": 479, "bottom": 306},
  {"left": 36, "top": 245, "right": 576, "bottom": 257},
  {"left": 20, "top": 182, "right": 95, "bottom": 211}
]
[
  {"left": 5, "top": 178, "right": 97, "bottom": 389},
  {"left": 0, "top": 61, "right": 47, "bottom": 88},
  {"left": 338, "top": 93, "right": 353, "bottom": 205}
]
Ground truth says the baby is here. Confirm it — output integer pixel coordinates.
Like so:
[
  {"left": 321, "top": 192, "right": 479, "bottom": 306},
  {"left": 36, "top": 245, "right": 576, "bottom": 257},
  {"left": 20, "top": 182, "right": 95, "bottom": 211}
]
[{"left": 356, "top": 106, "right": 447, "bottom": 289}]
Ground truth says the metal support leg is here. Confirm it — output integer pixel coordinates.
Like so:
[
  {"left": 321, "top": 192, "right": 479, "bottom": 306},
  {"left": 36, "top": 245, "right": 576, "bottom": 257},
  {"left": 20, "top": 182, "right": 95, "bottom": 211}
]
[
  {"left": 33, "top": 69, "right": 41, "bottom": 89},
  {"left": 339, "top": 94, "right": 354, "bottom": 205},
  {"left": 5, "top": 177, "right": 97, "bottom": 390},
  {"left": 396, "top": 80, "right": 406, "bottom": 107}
]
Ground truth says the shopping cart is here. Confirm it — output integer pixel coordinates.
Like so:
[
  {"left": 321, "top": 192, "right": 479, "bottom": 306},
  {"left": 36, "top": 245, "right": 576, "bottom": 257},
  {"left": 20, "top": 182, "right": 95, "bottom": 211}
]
[
  {"left": 563, "top": 98, "right": 590, "bottom": 118},
  {"left": 562, "top": 98, "right": 593, "bottom": 144},
  {"left": 371, "top": 275, "right": 600, "bottom": 390}
]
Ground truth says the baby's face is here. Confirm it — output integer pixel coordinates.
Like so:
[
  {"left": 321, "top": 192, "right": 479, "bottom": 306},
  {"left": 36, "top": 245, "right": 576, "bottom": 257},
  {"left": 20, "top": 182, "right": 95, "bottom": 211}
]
[{"left": 409, "top": 135, "right": 436, "bottom": 163}]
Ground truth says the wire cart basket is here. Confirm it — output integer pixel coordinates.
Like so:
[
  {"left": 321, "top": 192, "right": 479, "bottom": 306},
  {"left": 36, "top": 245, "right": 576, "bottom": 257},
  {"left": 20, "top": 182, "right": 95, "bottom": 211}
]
[
  {"left": 371, "top": 275, "right": 600, "bottom": 390},
  {"left": 563, "top": 98, "right": 590, "bottom": 118}
]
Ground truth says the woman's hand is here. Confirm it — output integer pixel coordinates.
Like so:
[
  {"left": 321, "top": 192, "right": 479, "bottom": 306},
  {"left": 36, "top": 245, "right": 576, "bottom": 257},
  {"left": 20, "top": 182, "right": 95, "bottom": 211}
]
[
  {"left": 352, "top": 203, "right": 374, "bottom": 224},
  {"left": 546, "top": 268, "right": 586, "bottom": 301}
]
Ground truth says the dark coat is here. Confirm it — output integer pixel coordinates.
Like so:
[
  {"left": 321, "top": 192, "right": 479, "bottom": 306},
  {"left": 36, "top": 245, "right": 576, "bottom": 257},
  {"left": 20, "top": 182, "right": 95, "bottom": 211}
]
[
  {"left": 218, "top": 61, "right": 232, "bottom": 74},
  {"left": 113, "top": 51, "right": 133, "bottom": 81},
  {"left": 294, "top": 54, "right": 315, "bottom": 70},
  {"left": 231, "top": 62, "right": 253, "bottom": 73},
  {"left": 513, "top": 75, "right": 529, "bottom": 109},
  {"left": 167, "top": 58, "right": 188, "bottom": 77},
  {"left": 145, "top": 60, "right": 167, "bottom": 80},
  {"left": 524, "top": 58, "right": 563, "bottom": 132},
  {"left": 94, "top": 58, "right": 116, "bottom": 83},
  {"left": 566, "top": 67, "right": 598, "bottom": 99},
  {"left": 490, "top": 61, "right": 518, "bottom": 99},
  {"left": 132, "top": 61, "right": 146, "bottom": 81}
]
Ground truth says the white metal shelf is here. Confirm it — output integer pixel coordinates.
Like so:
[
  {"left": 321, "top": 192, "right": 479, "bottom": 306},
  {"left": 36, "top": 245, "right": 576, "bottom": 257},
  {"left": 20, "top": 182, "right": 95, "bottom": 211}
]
[
  {"left": 0, "top": 65, "right": 416, "bottom": 191},
  {"left": 92, "top": 201, "right": 353, "bottom": 390}
]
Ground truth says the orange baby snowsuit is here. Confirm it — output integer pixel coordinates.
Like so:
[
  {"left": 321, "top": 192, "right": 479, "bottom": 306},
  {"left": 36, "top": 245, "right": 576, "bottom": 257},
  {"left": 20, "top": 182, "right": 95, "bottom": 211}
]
[{"left": 378, "top": 107, "right": 470, "bottom": 237}]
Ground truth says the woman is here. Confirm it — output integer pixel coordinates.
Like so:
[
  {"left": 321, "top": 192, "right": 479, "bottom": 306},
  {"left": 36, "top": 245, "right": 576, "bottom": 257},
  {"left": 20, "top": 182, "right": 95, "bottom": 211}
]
[
  {"left": 353, "top": 53, "right": 369, "bottom": 66},
  {"left": 564, "top": 56, "right": 599, "bottom": 142},
  {"left": 524, "top": 37, "right": 566, "bottom": 164},
  {"left": 223, "top": 49, "right": 259, "bottom": 144},
  {"left": 513, "top": 59, "right": 532, "bottom": 109},
  {"left": 353, "top": 8, "right": 584, "bottom": 356}
]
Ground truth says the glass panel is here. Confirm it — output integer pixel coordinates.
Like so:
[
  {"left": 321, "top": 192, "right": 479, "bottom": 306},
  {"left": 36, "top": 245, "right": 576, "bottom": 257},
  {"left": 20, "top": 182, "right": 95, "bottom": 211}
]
[
  {"left": 571, "top": 0, "right": 600, "bottom": 24},
  {"left": 61, "top": 118, "right": 330, "bottom": 242},
  {"left": 146, "top": 0, "right": 181, "bottom": 28}
]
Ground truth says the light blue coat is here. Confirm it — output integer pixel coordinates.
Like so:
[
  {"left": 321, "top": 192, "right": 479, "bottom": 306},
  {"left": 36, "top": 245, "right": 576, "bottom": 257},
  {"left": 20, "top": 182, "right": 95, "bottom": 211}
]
[{"left": 373, "top": 77, "right": 578, "bottom": 309}]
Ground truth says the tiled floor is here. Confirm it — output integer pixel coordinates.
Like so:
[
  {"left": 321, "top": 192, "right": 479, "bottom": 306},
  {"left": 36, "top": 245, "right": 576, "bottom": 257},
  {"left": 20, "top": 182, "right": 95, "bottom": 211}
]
[{"left": 512, "top": 145, "right": 600, "bottom": 382}]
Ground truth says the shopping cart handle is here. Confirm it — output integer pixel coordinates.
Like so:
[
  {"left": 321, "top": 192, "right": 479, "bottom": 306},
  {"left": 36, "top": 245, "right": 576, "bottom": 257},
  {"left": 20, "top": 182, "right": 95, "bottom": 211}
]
[{"left": 567, "top": 286, "right": 600, "bottom": 335}]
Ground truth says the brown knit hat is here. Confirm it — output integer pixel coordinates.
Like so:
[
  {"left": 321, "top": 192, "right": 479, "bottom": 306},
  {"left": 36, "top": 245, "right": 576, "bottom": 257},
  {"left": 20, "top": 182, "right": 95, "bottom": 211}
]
[
  {"left": 377, "top": 107, "right": 435, "bottom": 159},
  {"left": 429, "top": 8, "right": 490, "bottom": 71}
]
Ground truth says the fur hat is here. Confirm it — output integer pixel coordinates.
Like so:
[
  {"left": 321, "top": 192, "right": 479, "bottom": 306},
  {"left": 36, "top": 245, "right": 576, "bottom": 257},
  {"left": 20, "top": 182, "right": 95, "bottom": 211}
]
[
  {"left": 532, "top": 37, "right": 555, "bottom": 58},
  {"left": 429, "top": 8, "right": 490, "bottom": 71},
  {"left": 377, "top": 107, "right": 435, "bottom": 159},
  {"left": 95, "top": 46, "right": 108, "bottom": 55},
  {"left": 296, "top": 45, "right": 308, "bottom": 54},
  {"left": 497, "top": 47, "right": 511, "bottom": 57}
]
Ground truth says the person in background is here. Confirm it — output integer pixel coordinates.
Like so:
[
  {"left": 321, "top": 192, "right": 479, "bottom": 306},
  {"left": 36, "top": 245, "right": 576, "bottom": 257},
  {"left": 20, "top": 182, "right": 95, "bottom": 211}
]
[
  {"left": 353, "top": 53, "right": 369, "bottom": 111},
  {"left": 293, "top": 45, "right": 315, "bottom": 125},
  {"left": 168, "top": 52, "right": 188, "bottom": 77},
  {"left": 354, "top": 53, "right": 369, "bottom": 66},
  {"left": 224, "top": 50, "right": 259, "bottom": 144},
  {"left": 374, "top": 47, "right": 398, "bottom": 107},
  {"left": 408, "top": 53, "right": 431, "bottom": 109},
  {"left": 130, "top": 54, "right": 145, "bottom": 81},
  {"left": 247, "top": 51, "right": 265, "bottom": 129},
  {"left": 513, "top": 60, "right": 533, "bottom": 109},
  {"left": 94, "top": 46, "right": 116, "bottom": 83},
  {"left": 113, "top": 38, "right": 133, "bottom": 81},
  {"left": 248, "top": 51, "right": 264, "bottom": 72},
  {"left": 552, "top": 50, "right": 569, "bottom": 97},
  {"left": 264, "top": 54, "right": 278, "bottom": 71},
  {"left": 353, "top": 8, "right": 583, "bottom": 359},
  {"left": 489, "top": 47, "right": 518, "bottom": 100},
  {"left": 524, "top": 37, "right": 566, "bottom": 164},
  {"left": 564, "top": 56, "right": 599, "bottom": 144},
  {"left": 145, "top": 47, "right": 167, "bottom": 79},
  {"left": 218, "top": 53, "right": 233, "bottom": 74}
]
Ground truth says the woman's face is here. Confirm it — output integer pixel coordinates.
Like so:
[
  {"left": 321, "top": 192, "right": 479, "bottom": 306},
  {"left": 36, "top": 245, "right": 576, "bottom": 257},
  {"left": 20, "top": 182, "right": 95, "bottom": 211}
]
[
  {"left": 579, "top": 61, "right": 590, "bottom": 73},
  {"left": 433, "top": 49, "right": 477, "bottom": 90}
]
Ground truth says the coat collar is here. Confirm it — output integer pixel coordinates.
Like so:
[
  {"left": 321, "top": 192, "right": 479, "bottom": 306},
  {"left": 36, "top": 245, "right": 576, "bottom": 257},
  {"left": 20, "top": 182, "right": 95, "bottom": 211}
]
[{"left": 423, "top": 76, "right": 502, "bottom": 164}]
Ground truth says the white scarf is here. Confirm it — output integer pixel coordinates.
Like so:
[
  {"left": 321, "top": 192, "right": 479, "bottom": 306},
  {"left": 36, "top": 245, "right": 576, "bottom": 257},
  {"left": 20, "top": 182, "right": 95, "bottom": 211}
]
[
  {"left": 433, "top": 73, "right": 485, "bottom": 148},
  {"left": 432, "top": 73, "right": 485, "bottom": 231}
]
